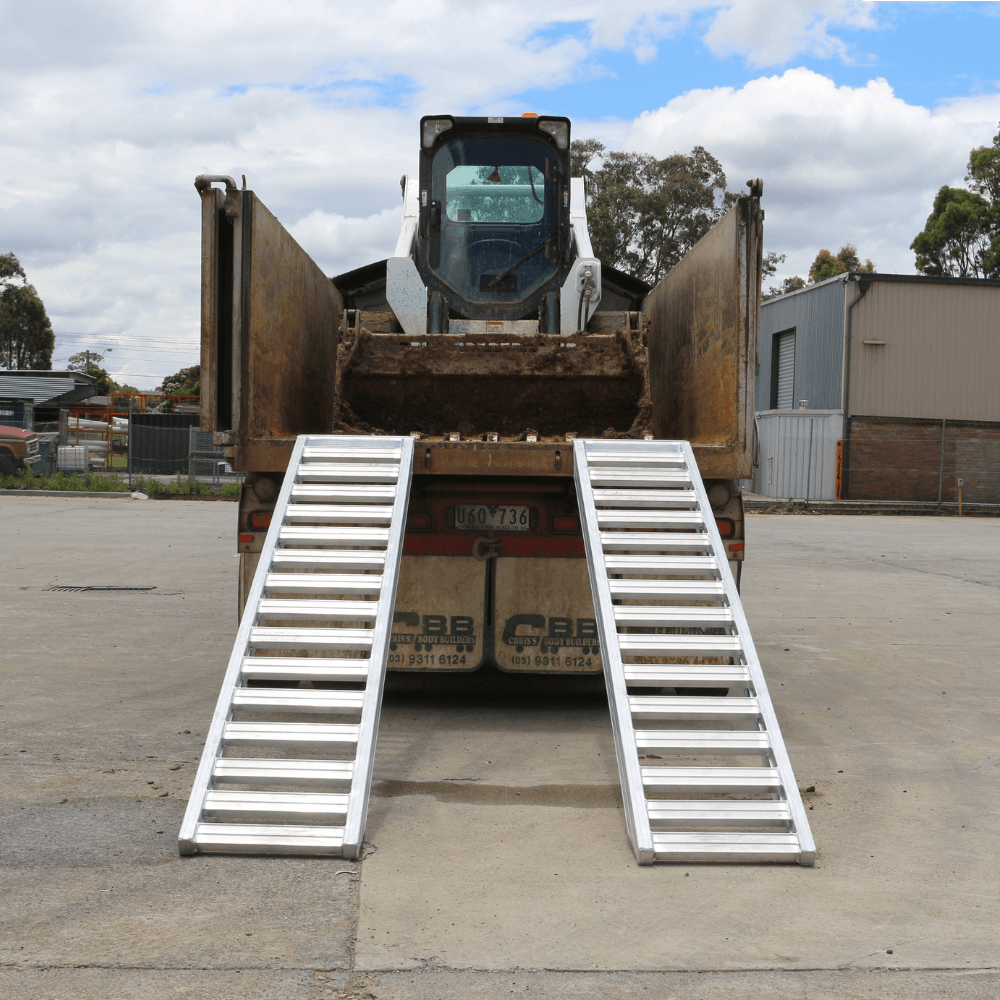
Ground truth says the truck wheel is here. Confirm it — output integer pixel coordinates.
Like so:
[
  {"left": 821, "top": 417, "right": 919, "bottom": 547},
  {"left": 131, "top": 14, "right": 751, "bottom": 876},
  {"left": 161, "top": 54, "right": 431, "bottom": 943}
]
[{"left": 0, "top": 450, "right": 16, "bottom": 476}]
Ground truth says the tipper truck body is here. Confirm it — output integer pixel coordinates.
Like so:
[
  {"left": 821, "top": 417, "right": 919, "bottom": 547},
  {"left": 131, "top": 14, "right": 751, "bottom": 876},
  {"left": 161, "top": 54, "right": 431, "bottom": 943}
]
[{"left": 197, "top": 114, "right": 762, "bottom": 678}]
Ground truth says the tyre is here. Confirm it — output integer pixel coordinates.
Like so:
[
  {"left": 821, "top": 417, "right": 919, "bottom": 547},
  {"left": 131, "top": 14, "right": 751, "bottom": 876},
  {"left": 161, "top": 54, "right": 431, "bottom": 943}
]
[{"left": 0, "top": 449, "right": 17, "bottom": 477}]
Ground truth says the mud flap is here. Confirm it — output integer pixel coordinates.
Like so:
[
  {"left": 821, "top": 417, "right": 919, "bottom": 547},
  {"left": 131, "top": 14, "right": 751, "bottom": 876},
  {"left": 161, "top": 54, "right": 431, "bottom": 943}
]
[
  {"left": 388, "top": 555, "right": 487, "bottom": 670},
  {"left": 494, "top": 557, "right": 603, "bottom": 673}
]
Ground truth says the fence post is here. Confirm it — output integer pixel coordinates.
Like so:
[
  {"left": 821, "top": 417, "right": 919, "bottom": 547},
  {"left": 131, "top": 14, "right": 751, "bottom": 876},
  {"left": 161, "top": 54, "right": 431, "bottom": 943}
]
[
  {"left": 128, "top": 397, "right": 133, "bottom": 489},
  {"left": 937, "top": 418, "right": 946, "bottom": 507}
]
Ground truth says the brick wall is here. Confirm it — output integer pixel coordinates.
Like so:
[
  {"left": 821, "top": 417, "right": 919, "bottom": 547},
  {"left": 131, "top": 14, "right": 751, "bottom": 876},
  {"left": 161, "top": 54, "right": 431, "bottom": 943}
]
[{"left": 845, "top": 416, "right": 1000, "bottom": 503}]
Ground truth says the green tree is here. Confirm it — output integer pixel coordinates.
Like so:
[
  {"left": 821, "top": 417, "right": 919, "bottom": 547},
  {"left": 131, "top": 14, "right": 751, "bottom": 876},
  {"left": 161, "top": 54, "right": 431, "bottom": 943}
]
[
  {"left": 764, "top": 275, "right": 807, "bottom": 301},
  {"left": 0, "top": 254, "right": 55, "bottom": 370},
  {"left": 911, "top": 122, "right": 1000, "bottom": 279},
  {"left": 67, "top": 348, "right": 118, "bottom": 395},
  {"left": 808, "top": 244, "right": 875, "bottom": 283},
  {"left": 157, "top": 364, "right": 200, "bottom": 396},
  {"left": 911, "top": 188, "right": 992, "bottom": 278},
  {"left": 570, "top": 139, "right": 737, "bottom": 285}
]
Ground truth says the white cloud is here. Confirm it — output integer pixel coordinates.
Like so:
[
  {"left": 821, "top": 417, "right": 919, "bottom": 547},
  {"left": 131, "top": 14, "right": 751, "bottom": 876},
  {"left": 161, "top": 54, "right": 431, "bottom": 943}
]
[
  {"left": 289, "top": 207, "right": 403, "bottom": 277},
  {"left": 704, "top": 1, "right": 877, "bottom": 68},
  {"left": 624, "top": 68, "right": 1000, "bottom": 280}
]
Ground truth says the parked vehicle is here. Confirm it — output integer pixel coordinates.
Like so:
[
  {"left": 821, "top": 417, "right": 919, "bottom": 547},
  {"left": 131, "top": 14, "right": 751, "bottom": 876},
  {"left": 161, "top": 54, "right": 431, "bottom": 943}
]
[{"left": 0, "top": 424, "right": 41, "bottom": 476}]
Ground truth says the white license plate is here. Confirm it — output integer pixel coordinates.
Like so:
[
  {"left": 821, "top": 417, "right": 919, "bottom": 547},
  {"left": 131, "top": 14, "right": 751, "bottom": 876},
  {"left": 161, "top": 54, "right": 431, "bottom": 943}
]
[{"left": 454, "top": 504, "right": 530, "bottom": 532}]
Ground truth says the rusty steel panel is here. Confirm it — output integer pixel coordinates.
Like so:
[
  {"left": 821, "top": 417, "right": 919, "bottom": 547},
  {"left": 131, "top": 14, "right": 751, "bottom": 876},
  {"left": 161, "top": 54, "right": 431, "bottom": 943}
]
[
  {"left": 199, "top": 187, "right": 223, "bottom": 432},
  {"left": 414, "top": 441, "right": 575, "bottom": 477},
  {"left": 242, "top": 193, "right": 342, "bottom": 453},
  {"left": 644, "top": 196, "right": 761, "bottom": 479},
  {"left": 198, "top": 187, "right": 340, "bottom": 458}
]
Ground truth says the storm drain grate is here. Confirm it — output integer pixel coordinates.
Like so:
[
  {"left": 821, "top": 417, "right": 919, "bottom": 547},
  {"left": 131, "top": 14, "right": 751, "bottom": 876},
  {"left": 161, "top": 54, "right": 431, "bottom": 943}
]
[{"left": 45, "top": 586, "right": 157, "bottom": 593}]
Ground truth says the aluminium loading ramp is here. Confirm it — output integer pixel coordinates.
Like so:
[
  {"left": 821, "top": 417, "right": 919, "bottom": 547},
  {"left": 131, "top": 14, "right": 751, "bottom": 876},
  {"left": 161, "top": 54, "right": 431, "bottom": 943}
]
[
  {"left": 179, "top": 434, "right": 413, "bottom": 857},
  {"left": 573, "top": 438, "right": 815, "bottom": 865}
]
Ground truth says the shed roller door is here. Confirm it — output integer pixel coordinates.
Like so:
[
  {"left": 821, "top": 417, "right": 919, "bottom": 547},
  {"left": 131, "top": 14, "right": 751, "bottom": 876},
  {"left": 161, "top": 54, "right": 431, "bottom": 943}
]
[{"left": 775, "top": 331, "right": 795, "bottom": 409}]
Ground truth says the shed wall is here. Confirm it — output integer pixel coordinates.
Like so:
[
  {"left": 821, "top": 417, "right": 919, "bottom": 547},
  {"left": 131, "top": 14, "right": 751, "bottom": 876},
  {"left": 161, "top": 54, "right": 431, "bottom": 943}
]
[
  {"left": 850, "top": 281, "right": 1000, "bottom": 421},
  {"left": 757, "top": 279, "right": 846, "bottom": 412}
]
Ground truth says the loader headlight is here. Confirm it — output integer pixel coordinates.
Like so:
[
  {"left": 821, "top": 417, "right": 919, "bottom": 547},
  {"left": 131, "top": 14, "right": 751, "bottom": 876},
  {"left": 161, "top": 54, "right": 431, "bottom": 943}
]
[
  {"left": 538, "top": 118, "right": 569, "bottom": 149},
  {"left": 422, "top": 117, "right": 454, "bottom": 148}
]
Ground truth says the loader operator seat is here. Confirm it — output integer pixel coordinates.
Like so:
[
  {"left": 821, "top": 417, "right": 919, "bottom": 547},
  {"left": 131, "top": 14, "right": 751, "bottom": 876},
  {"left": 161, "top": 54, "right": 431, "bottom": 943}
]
[{"left": 417, "top": 117, "right": 573, "bottom": 327}]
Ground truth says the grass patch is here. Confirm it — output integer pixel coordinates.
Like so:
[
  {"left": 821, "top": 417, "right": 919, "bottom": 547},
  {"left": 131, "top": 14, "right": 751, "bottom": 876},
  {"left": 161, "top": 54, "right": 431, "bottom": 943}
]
[{"left": 0, "top": 467, "right": 240, "bottom": 497}]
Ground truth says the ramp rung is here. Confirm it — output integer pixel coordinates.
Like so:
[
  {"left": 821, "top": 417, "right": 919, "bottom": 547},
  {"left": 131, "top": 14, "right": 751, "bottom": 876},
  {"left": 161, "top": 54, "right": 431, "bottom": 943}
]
[
  {"left": 232, "top": 688, "right": 364, "bottom": 713},
  {"left": 630, "top": 696, "right": 760, "bottom": 721},
  {"left": 651, "top": 832, "right": 805, "bottom": 863},
  {"left": 619, "top": 636, "right": 744, "bottom": 657},
  {"left": 624, "top": 665, "right": 750, "bottom": 685},
  {"left": 301, "top": 447, "right": 402, "bottom": 462},
  {"left": 604, "top": 554, "right": 719, "bottom": 575},
  {"left": 589, "top": 470, "right": 692, "bottom": 488},
  {"left": 223, "top": 721, "right": 359, "bottom": 746},
  {"left": 635, "top": 730, "right": 771, "bottom": 754},
  {"left": 257, "top": 599, "right": 380, "bottom": 622},
  {"left": 191, "top": 823, "right": 345, "bottom": 855},
  {"left": 597, "top": 511, "right": 704, "bottom": 529},
  {"left": 279, "top": 526, "right": 390, "bottom": 546},
  {"left": 241, "top": 657, "right": 370, "bottom": 682},
  {"left": 290, "top": 484, "right": 396, "bottom": 502},
  {"left": 610, "top": 580, "right": 725, "bottom": 599},
  {"left": 592, "top": 489, "right": 699, "bottom": 508},
  {"left": 641, "top": 767, "right": 781, "bottom": 792},
  {"left": 296, "top": 463, "right": 399, "bottom": 482},
  {"left": 613, "top": 606, "right": 734, "bottom": 627},
  {"left": 213, "top": 758, "right": 355, "bottom": 786},
  {"left": 284, "top": 505, "right": 393, "bottom": 524},
  {"left": 600, "top": 532, "right": 713, "bottom": 552},
  {"left": 647, "top": 800, "right": 791, "bottom": 828},
  {"left": 270, "top": 552, "right": 385, "bottom": 571},
  {"left": 264, "top": 574, "right": 382, "bottom": 595},
  {"left": 585, "top": 450, "right": 685, "bottom": 466},
  {"left": 249, "top": 627, "right": 373, "bottom": 651},
  {"left": 204, "top": 790, "right": 350, "bottom": 820}
]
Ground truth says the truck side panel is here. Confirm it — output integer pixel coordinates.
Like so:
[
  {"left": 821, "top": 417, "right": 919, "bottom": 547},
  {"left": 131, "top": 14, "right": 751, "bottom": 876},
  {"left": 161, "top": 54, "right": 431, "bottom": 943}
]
[
  {"left": 645, "top": 195, "right": 761, "bottom": 480},
  {"left": 200, "top": 187, "right": 342, "bottom": 471}
]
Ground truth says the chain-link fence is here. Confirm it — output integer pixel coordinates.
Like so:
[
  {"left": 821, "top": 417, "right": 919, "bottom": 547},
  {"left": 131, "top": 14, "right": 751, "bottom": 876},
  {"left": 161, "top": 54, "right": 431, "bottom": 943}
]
[
  {"left": 187, "top": 428, "right": 241, "bottom": 483},
  {"left": 27, "top": 407, "right": 243, "bottom": 485}
]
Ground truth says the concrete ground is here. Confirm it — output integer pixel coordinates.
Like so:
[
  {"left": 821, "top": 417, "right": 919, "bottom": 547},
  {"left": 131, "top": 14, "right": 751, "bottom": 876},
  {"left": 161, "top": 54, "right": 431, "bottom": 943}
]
[{"left": 1, "top": 497, "right": 997, "bottom": 999}]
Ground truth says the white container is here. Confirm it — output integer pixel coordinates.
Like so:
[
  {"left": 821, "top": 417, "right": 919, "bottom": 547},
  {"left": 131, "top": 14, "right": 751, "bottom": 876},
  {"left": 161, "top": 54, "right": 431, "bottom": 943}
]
[
  {"left": 57, "top": 445, "right": 88, "bottom": 472},
  {"left": 751, "top": 409, "right": 844, "bottom": 501}
]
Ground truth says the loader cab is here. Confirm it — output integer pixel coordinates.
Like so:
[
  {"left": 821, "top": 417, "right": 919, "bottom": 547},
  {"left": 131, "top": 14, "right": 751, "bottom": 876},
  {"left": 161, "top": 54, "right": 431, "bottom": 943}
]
[{"left": 417, "top": 115, "right": 572, "bottom": 326}]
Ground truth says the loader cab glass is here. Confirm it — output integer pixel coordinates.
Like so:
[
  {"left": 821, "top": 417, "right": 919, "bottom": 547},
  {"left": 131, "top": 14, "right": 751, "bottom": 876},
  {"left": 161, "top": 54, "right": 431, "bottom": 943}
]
[{"left": 427, "top": 136, "right": 557, "bottom": 308}]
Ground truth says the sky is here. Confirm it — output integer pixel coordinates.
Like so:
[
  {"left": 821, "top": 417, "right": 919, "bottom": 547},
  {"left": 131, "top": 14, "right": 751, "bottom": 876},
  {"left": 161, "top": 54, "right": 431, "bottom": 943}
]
[{"left": 2, "top": 0, "right": 1000, "bottom": 390}]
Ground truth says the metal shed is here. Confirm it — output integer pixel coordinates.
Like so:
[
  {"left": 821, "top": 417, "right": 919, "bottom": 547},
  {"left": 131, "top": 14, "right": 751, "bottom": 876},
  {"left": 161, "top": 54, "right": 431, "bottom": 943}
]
[{"left": 757, "top": 273, "right": 1000, "bottom": 503}]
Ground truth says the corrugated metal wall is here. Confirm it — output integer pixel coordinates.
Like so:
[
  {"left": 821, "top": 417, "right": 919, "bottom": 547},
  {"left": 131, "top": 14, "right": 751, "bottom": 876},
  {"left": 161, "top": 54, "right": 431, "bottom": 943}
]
[
  {"left": 752, "top": 410, "right": 844, "bottom": 500},
  {"left": 757, "top": 278, "right": 846, "bottom": 412},
  {"left": 850, "top": 281, "right": 1000, "bottom": 421},
  {"left": 0, "top": 375, "right": 75, "bottom": 403}
]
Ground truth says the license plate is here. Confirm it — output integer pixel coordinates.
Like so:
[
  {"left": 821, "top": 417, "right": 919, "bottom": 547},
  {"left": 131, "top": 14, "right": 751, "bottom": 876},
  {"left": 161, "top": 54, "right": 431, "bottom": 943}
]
[{"left": 454, "top": 504, "right": 530, "bottom": 532}]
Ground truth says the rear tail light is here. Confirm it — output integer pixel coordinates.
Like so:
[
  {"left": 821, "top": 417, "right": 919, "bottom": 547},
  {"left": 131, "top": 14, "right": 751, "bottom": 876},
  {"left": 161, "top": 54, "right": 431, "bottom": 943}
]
[
  {"left": 407, "top": 511, "right": 433, "bottom": 531},
  {"left": 238, "top": 533, "right": 253, "bottom": 543},
  {"left": 715, "top": 518, "right": 735, "bottom": 538},
  {"left": 248, "top": 512, "right": 272, "bottom": 530},
  {"left": 551, "top": 514, "right": 580, "bottom": 534}
]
